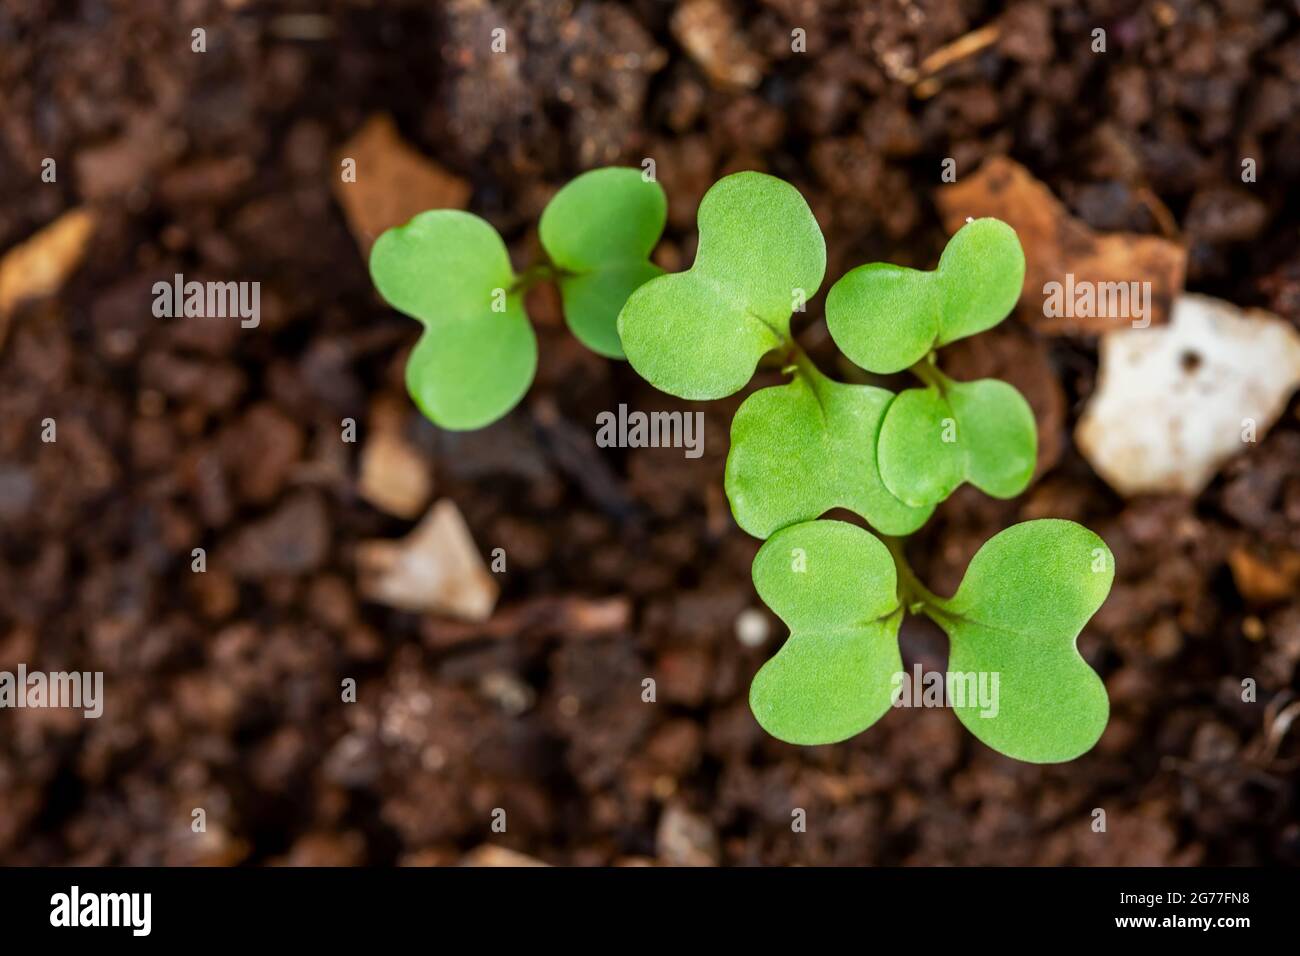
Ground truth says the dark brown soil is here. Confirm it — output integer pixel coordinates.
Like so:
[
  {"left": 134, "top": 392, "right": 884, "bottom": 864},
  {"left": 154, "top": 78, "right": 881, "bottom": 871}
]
[{"left": 1, "top": 0, "right": 1298, "bottom": 865}]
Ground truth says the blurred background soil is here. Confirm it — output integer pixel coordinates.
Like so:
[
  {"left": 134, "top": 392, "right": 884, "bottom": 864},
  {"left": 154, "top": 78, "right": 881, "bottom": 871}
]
[{"left": 1, "top": 0, "right": 1299, "bottom": 865}]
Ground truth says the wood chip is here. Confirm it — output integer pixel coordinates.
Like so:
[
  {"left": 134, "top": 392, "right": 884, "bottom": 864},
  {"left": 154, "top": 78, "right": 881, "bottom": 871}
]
[
  {"left": 356, "top": 499, "right": 498, "bottom": 620},
  {"left": 421, "top": 594, "right": 631, "bottom": 649},
  {"left": 1228, "top": 547, "right": 1300, "bottom": 605},
  {"left": 913, "top": 23, "right": 1001, "bottom": 96},
  {"left": 0, "top": 208, "right": 97, "bottom": 349},
  {"left": 936, "top": 156, "right": 1187, "bottom": 334},
  {"left": 332, "top": 114, "right": 471, "bottom": 255},
  {"left": 358, "top": 429, "right": 432, "bottom": 520}
]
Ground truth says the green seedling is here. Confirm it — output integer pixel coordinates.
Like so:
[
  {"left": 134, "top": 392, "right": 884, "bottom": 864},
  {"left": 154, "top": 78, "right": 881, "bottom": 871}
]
[
  {"left": 368, "top": 164, "right": 1114, "bottom": 763},
  {"left": 369, "top": 167, "right": 665, "bottom": 430},
  {"left": 749, "top": 519, "right": 1112, "bottom": 763},
  {"left": 539, "top": 167, "right": 667, "bottom": 359},
  {"left": 613, "top": 171, "right": 1112, "bottom": 762},
  {"left": 827, "top": 219, "right": 1036, "bottom": 506},
  {"left": 618, "top": 171, "right": 826, "bottom": 401},
  {"left": 724, "top": 348, "right": 934, "bottom": 538},
  {"left": 370, "top": 211, "right": 535, "bottom": 430},
  {"left": 825, "top": 218, "right": 1025, "bottom": 374},
  {"left": 876, "top": 363, "right": 1037, "bottom": 507},
  {"left": 619, "top": 171, "right": 926, "bottom": 537}
]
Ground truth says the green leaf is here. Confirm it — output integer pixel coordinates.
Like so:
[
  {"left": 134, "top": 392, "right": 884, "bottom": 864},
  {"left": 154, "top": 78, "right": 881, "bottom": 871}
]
[
  {"left": 749, "top": 521, "right": 903, "bottom": 745},
  {"left": 725, "top": 358, "right": 933, "bottom": 538},
  {"left": 370, "top": 210, "right": 536, "bottom": 430},
  {"left": 539, "top": 167, "right": 667, "bottom": 358},
  {"left": 934, "top": 217, "right": 1026, "bottom": 346},
  {"left": 617, "top": 171, "right": 826, "bottom": 400},
  {"left": 928, "top": 520, "right": 1113, "bottom": 763},
  {"left": 554, "top": 262, "right": 663, "bottom": 359},
  {"left": 826, "top": 218, "right": 1025, "bottom": 374},
  {"left": 876, "top": 376, "right": 1036, "bottom": 507},
  {"left": 825, "top": 264, "right": 940, "bottom": 375}
]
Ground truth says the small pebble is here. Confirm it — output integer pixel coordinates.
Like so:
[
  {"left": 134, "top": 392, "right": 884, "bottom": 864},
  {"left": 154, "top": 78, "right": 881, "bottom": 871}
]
[{"left": 735, "top": 608, "right": 770, "bottom": 647}]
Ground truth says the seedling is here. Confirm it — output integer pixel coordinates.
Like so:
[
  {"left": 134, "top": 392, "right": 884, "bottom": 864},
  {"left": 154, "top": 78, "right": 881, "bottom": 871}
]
[
  {"left": 826, "top": 219, "right": 1036, "bottom": 506},
  {"left": 620, "top": 172, "right": 933, "bottom": 538},
  {"left": 618, "top": 171, "right": 825, "bottom": 401},
  {"left": 539, "top": 167, "right": 666, "bottom": 359},
  {"left": 749, "top": 519, "right": 1112, "bottom": 763},
  {"left": 369, "top": 167, "right": 665, "bottom": 429},
  {"left": 617, "top": 171, "right": 1112, "bottom": 762},
  {"left": 368, "top": 166, "right": 1114, "bottom": 764}
]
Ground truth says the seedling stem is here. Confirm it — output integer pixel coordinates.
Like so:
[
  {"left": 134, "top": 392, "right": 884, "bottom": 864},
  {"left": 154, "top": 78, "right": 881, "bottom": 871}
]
[
  {"left": 882, "top": 535, "right": 944, "bottom": 615},
  {"left": 908, "top": 354, "right": 947, "bottom": 392},
  {"left": 508, "top": 262, "right": 571, "bottom": 293}
]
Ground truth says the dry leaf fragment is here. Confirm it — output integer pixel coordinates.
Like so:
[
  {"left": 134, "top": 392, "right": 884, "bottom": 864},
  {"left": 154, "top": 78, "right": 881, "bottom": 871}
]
[
  {"left": 356, "top": 499, "right": 498, "bottom": 620},
  {"left": 1228, "top": 547, "right": 1300, "bottom": 605},
  {"left": 332, "top": 114, "right": 471, "bottom": 254},
  {"left": 936, "top": 156, "right": 1186, "bottom": 333},
  {"left": 0, "top": 208, "right": 97, "bottom": 348},
  {"left": 1076, "top": 293, "right": 1300, "bottom": 498}
]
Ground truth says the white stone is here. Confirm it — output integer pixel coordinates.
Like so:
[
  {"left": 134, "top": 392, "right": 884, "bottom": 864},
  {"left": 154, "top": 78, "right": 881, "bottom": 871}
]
[
  {"left": 734, "top": 607, "right": 770, "bottom": 647},
  {"left": 1076, "top": 293, "right": 1300, "bottom": 497}
]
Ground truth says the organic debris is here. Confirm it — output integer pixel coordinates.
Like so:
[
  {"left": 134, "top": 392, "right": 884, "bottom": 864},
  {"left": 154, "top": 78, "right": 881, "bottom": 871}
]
[
  {"left": 332, "top": 114, "right": 471, "bottom": 253},
  {"left": 936, "top": 157, "right": 1187, "bottom": 333},
  {"left": 0, "top": 208, "right": 96, "bottom": 349}
]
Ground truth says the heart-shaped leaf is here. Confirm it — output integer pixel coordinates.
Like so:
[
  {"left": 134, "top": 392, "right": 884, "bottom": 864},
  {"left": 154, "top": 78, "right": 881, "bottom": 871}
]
[
  {"left": 725, "top": 356, "right": 933, "bottom": 538},
  {"left": 927, "top": 520, "right": 1113, "bottom": 763},
  {"left": 876, "top": 375, "right": 1036, "bottom": 507},
  {"left": 617, "top": 171, "right": 827, "bottom": 400},
  {"left": 933, "top": 217, "right": 1027, "bottom": 346},
  {"left": 750, "top": 520, "right": 903, "bottom": 745},
  {"left": 370, "top": 210, "right": 536, "bottom": 430},
  {"left": 539, "top": 167, "right": 667, "bottom": 358},
  {"left": 826, "top": 218, "right": 1025, "bottom": 374}
]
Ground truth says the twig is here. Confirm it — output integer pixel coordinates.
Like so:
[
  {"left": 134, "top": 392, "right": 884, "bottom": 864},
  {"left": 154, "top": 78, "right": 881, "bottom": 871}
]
[
  {"left": 421, "top": 595, "right": 632, "bottom": 649},
  {"left": 912, "top": 24, "right": 1001, "bottom": 98}
]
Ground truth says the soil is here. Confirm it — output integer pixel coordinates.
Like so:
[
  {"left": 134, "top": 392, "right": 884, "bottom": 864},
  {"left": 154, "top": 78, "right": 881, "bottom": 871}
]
[{"left": 1, "top": 0, "right": 1298, "bottom": 865}]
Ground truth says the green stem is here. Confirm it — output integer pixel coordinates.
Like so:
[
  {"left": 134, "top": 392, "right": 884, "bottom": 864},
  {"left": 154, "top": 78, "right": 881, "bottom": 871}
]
[
  {"left": 788, "top": 341, "right": 823, "bottom": 382},
  {"left": 791, "top": 347, "right": 953, "bottom": 623},
  {"left": 509, "top": 262, "right": 571, "bottom": 293},
  {"left": 908, "top": 353, "right": 948, "bottom": 393},
  {"left": 881, "top": 535, "right": 946, "bottom": 617}
]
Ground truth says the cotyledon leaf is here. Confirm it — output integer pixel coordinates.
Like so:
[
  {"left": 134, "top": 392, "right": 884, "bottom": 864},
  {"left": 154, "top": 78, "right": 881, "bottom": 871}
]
[
  {"left": 539, "top": 167, "right": 667, "bottom": 359},
  {"left": 370, "top": 210, "right": 536, "bottom": 430},
  {"left": 749, "top": 521, "right": 903, "bottom": 745},
  {"left": 926, "top": 519, "right": 1113, "bottom": 763},
  {"left": 617, "top": 171, "right": 826, "bottom": 400},
  {"left": 826, "top": 218, "right": 1025, "bottom": 374},
  {"left": 876, "top": 375, "right": 1036, "bottom": 508},
  {"left": 725, "top": 356, "right": 933, "bottom": 538}
]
